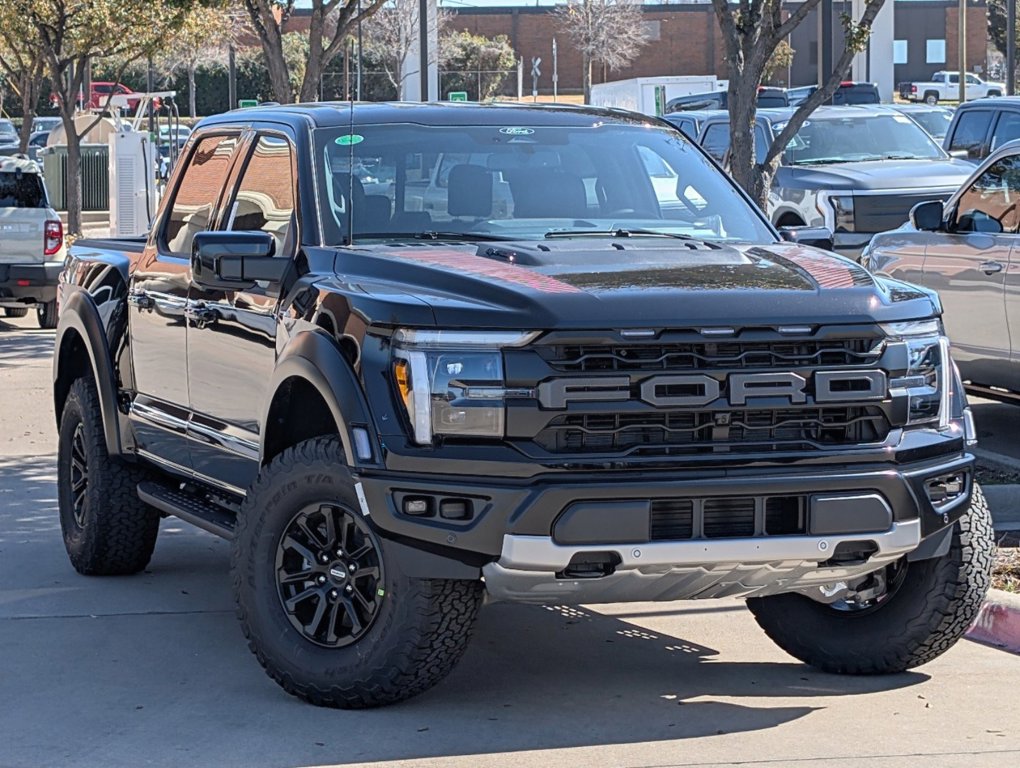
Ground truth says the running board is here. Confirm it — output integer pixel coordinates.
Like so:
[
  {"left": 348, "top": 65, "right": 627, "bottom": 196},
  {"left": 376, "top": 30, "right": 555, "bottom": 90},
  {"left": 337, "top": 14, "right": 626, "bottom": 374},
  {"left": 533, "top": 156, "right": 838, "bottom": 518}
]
[{"left": 138, "top": 481, "right": 236, "bottom": 539}]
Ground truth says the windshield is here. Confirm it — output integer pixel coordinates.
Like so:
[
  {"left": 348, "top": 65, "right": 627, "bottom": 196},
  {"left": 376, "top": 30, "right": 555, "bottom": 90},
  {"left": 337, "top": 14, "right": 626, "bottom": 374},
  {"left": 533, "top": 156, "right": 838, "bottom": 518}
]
[
  {"left": 905, "top": 109, "right": 953, "bottom": 140},
  {"left": 784, "top": 113, "right": 945, "bottom": 164},
  {"left": 315, "top": 122, "right": 773, "bottom": 245}
]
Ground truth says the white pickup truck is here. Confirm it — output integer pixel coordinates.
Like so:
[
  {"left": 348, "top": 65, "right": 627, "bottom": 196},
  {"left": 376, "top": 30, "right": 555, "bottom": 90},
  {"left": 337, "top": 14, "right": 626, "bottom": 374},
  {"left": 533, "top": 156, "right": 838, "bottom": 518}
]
[{"left": 899, "top": 71, "right": 1004, "bottom": 104}]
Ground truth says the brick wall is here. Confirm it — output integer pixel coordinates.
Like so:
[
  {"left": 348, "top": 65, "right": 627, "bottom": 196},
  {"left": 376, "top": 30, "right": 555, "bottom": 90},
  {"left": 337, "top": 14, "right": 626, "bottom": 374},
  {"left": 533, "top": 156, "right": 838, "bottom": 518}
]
[{"left": 945, "top": 6, "right": 992, "bottom": 75}]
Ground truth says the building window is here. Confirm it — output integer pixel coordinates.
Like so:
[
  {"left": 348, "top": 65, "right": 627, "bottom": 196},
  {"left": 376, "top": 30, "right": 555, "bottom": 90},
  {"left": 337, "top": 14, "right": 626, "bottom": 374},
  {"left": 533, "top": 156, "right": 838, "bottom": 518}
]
[
  {"left": 927, "top": 39, "right": 946, "bottom": 65},
  {"left": 642, "top": 20, "right": 661, "bottom": 41},
  {"left": 893, "top": 40, "right": 908, "bottom": 65}
]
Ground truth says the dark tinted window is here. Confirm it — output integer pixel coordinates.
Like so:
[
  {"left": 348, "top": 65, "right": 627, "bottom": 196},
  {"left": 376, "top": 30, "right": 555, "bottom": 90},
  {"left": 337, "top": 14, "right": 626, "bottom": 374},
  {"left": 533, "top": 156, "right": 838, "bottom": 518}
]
[
  {"left": 757, "top": 93, "right": 789, "bottom": 108},
  {"left": 953, "top": 154, "right": 1020, "bottom": 233},
  {"left": 947, "top": 110, "right": 993, "bottom": 160},
  {"left": 991, "top": 112, "right": 1020, "bottom": 152},
  {"left": 0, "top": 172, "right": 44, "bottom": 208},
  {"left": 163, "top": 134, "right": 238, "bottom": 254},
  {"left": 833, "top": 84, "right": 880, "bottom": 105},
  {"left": 701, "top": 123, "right": 730, "bottom": 161}
]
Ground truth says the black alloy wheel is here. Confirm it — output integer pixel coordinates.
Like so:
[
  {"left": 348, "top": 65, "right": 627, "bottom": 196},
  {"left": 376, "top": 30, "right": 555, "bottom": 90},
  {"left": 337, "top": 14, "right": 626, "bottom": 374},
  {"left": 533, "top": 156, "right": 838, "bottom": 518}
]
[
  {"left": 69, "top": 422, "right": 89, "bottom": 528},
  {"left": 275, "top": 503, "right": 383, "bottom": 648}
]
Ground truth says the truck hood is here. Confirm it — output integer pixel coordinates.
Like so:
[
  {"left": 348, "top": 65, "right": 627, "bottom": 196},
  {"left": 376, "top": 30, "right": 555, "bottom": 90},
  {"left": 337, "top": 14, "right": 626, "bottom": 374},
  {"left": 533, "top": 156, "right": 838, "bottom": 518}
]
[
  {"left": 325, "top": 238, "right": 937, "bottom": 329},
  {"left": 777, "top": 158, "right": 972, "bottom": 192}
]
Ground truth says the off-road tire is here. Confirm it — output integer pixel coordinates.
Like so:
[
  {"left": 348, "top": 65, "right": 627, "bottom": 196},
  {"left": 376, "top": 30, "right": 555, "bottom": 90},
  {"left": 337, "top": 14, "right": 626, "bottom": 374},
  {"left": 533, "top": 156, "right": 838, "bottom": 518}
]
[
  {"left": 3, "top": 307, "right": 28, "bottom": 318},
  {"left": 57, "top": 377, "right": 160, "bottom": 575},
  {"left": 232, "top": 437, "right": 484, "bottom": 709},
  {"left": 37, "top": 299, "right": 58, "bottom": 329},
  {"left": 747, "top": 484, "right": 993, "bottom": 674}
]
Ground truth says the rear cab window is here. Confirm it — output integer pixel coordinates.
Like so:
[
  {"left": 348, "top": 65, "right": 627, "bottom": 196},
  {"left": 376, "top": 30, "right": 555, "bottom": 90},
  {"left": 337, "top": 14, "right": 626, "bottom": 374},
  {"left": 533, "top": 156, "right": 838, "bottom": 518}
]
[
  {"left": 990, "top": 111, "right": 1020, "bottom": 152},
  {"left": 0, "top": 171, "right": 45, "bottom": 208}
]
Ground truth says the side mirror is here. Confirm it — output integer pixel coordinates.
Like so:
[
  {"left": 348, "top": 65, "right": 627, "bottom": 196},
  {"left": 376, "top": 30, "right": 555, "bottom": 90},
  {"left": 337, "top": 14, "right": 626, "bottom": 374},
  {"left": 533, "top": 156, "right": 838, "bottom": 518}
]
[
  {"left": 779, "top": 225, "right": 834, "bottom": 251},
  {"left": 191, "top": 231, "right": 287, "bottom": 289},
  {"left": 909, "top": 200, "right": 945, "bottom": 232}
]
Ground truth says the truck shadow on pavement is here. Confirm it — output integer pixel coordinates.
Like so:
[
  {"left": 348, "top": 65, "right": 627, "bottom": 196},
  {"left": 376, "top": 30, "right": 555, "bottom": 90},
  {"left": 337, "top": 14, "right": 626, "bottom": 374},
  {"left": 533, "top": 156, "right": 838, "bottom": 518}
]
[
  {"left": 0, "top": 322, "right": 54, "bottom": 367},
  {"left": 0, "top": 455, "right": 930, "bottom": 767}
]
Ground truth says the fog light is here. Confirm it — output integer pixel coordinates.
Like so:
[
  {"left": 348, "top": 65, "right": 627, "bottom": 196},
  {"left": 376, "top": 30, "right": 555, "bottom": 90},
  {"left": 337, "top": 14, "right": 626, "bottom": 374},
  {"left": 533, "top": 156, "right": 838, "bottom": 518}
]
[
  {"left": 403, "top": 497, "right": 432, "bottom": 516},
  {"left": 439, "top": 498, "right": 472, "bottom": 520},
  {"left": 926, "top": 473, "right": 966, "bottom": 506}
]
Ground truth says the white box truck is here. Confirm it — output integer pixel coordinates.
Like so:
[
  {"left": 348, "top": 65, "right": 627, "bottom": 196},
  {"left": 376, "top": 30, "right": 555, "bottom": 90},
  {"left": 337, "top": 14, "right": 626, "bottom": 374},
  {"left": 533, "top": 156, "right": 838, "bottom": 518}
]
[{"left": 589, "top": 76, "right": 725, "bottom": 116}]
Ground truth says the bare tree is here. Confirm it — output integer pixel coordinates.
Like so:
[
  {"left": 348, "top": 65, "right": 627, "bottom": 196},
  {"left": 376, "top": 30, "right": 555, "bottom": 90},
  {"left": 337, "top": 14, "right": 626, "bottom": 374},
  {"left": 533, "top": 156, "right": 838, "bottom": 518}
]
[
  {"left": 0, "top": 7, "right": 45, "bottom": 153},
  {"left": 361, "top": 0, "right": 449, "bottom": 99},
  {"left": 244, "top": 0, "right": 387, "bottom": 103},
  {"left": 710, "top": 0, "right": 889, "bottom": 207},
  {"left": 554, "top": 0, "right": 647, "bottom": 103}
]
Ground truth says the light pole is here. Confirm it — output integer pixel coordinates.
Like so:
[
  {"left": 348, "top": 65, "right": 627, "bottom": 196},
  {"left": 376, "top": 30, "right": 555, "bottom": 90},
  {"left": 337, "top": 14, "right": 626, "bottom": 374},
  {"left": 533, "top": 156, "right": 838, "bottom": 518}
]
[
  {"left": 1008, "top": 0, "right": 1016, "bottom": 96},
  {"left": 958, "top": 0, "right": 966, "bottom": 104}
]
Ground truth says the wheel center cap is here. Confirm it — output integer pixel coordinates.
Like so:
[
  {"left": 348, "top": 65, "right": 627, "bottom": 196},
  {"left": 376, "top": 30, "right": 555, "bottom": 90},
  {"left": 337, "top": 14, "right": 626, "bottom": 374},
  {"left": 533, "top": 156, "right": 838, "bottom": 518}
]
[{"left": 328, "top": 564, "right": 348, "bottom": 582}]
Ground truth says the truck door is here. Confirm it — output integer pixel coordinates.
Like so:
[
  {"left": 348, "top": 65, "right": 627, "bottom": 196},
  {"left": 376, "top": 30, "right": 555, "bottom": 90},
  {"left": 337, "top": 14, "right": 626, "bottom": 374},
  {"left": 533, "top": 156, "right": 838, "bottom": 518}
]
[
  {"left": 925, "top": 153, "right": 1019, "bottom": 388},
  {"left": 128, "top": 133, "right": 239, "bottom": 468},
  {"left": 186, "top": 131, "right": 297, "bottom": 492}
]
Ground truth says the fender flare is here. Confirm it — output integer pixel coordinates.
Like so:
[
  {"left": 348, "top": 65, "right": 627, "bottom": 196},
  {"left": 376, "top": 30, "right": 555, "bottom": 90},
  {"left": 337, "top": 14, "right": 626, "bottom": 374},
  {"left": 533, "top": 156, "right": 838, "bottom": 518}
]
[
  {"left": 53, "top": 288, "right": 124, "bottom": 456},
  {"left": 262, "top": 330, "right": 378, "bottom": 468}
]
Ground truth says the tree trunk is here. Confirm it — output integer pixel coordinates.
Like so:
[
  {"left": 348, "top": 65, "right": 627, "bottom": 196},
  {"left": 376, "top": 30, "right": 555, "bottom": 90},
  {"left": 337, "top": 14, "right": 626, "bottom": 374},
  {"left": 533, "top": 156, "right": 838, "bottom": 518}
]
[
  {"left": 301, "top": 57, "right": 322, "bottom": 102},
  {"left": 300, "top": 6, "right": 325, "bottom": 102},
  {"left": 63, "top": 117, "right": 83, "bottom": 236},
  {"left": 18, "top": 73, "right": 37, "bottom": 154},
  {"left": 583, "top": 54, "right": 592, "bottom": 103},
  {"left": 256, "top": 20, "right": 293, "bottom": 103},
  {"left": 188, "top": 63, "right": 197, "bottom": 118}
]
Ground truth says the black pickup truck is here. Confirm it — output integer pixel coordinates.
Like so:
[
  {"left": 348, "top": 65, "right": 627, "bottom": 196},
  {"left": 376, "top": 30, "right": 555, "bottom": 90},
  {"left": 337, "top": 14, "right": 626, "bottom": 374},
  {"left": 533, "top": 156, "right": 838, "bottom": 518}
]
[{"left": 53, "top": 102, "right": 992, "bottom": 709}]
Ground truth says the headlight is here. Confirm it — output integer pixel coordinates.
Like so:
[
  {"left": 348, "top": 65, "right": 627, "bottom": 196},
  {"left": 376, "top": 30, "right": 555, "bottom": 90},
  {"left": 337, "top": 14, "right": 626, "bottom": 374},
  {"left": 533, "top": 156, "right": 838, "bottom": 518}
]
[
  {"left": 825, "top": 194, "right": 855, "bottom": 232},
  {"left": 392, "top": 329, "right": 538, "bottom": 445},
  {"left": 882, "top": 319, "right": 951, "bottom": 429}
]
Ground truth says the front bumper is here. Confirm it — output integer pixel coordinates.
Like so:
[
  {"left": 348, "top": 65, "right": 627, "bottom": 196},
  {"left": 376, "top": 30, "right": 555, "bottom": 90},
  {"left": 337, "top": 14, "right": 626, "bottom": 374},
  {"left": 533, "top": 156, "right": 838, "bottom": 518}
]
[
  {"left": 832, "top": 232, "right": 873, "bottom": 262},
  {"left": 0, "top": 262, "right": 62, "bottom": 306},
  {"left": 357, "top": 446, "right": 975, "bottom": 601}
]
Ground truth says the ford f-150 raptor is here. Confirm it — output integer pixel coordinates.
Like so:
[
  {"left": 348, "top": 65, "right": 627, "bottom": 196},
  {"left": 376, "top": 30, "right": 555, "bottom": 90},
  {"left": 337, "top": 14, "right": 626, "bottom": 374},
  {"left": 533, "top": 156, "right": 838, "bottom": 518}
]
[{"left": 53, "top": 102, "right": 992, "bottom": 709}]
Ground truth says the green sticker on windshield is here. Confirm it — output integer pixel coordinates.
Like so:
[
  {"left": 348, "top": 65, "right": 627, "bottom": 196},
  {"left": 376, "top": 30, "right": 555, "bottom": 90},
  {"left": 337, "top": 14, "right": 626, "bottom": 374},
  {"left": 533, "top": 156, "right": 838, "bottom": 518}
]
[{"left": 335, "top": 134, "right": 364, "bottom": 146}]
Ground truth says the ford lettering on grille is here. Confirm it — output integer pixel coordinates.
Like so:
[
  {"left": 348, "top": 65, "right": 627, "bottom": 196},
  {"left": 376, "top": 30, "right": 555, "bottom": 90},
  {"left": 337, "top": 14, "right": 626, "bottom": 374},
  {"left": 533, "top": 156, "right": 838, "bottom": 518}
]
[{"left": 536, "top": 370, "right": 888, "bottom": 409}]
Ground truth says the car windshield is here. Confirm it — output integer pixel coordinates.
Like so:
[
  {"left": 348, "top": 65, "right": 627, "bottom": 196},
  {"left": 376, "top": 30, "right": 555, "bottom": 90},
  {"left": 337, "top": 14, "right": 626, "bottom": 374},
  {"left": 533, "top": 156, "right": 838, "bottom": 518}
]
[
  {"left": 784, "top": 113, "right": 945, "bottom": 164},
  {"left": 905, "top": 109, "right": 953, "bottom": 140},
  {"left": 0, "top": 121, "right": 16, "bottom": 140},
  {"left": 0, "top": 172, "right": 45, "bottom": 208},
  {"left": 315, "top": 121, "right": 773, "bottom": 245}
]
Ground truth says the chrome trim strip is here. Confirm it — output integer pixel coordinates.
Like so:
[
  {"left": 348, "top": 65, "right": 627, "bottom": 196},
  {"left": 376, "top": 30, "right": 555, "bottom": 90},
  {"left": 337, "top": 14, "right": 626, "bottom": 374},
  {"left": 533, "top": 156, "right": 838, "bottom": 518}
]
[
  {"left": 187, "top": 419, "right": 260, "bottom": 462},
  {"left": 136, "top": 448, "right": 190, "bottom": 476},
  {"left": 136, "top": 449, "right": 248, "bottom": 498},
  {"left": 130, "top": 401, "right": 188, "bottom": 434}
]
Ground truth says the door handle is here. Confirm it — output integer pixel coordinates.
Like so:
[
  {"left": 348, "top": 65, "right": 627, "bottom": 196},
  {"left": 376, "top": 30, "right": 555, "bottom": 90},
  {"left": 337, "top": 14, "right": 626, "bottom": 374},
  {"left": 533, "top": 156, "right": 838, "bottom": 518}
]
[
  {"left": 185, "top": 304, "right": 219, "bottom": 327},
  {"left": 980, "top": 261, "right": 1004, "bottom": 275},
  {"left": 127, "top": 291, "right": 154, "bottom": 311}
]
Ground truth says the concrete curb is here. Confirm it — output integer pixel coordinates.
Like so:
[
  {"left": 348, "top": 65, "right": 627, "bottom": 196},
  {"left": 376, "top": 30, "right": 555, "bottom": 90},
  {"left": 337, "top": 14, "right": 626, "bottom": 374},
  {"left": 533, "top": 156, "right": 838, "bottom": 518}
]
[
  {"left": 973, "top": 446, "right": 1020, "bottom": 474},
  {"left": 968, "top": 589, "right": 1020, "bottom": 654}
]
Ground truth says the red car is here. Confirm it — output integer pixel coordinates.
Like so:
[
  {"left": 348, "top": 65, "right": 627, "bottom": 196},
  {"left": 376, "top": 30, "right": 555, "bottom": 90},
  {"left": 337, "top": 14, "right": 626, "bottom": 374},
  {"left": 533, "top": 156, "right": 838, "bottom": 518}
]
[{"left": 49, "top": 82, "right": 149, "bottom": 112}]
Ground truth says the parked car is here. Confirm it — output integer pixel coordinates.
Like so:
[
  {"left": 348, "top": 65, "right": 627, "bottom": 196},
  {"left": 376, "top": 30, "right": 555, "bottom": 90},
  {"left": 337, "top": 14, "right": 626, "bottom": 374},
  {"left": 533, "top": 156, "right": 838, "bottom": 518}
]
[
  {"left": 49, "top": 81, "right": 144, "bottom": 112},
  {"left": 661, "top": 108, "right": 725, "bottom": 140},
  {"left": 158, "top": 124, "right": 192, "bottom": 148},
  {"left": 53, "top": 101, "right": 990, "bottom": 709},
  {"left": 0, "top": 119, "right": 18, "bottom": 147},
  {"left": 863, "top": 139, "right": 1020, "bottom": 398},
  {"left": 0, "top": 156, "right": 64, "bottom": 328},
  {"left": 31, "top": 116, "right": 61, "bottom": 133},
  {"left": 899, "top": 71, "right": 1004, "bottom": 105},
  {"left": 787, "top": 82, "right": 881, "bottom": 107},
  {"left": 666, "top": 86, "right": 788, "bottom": 113},
  {"left": 696, "top": 105, "right": 973, "bottom": 257},
  {"left": 27, "top": 131, "right": 50, "bottom": 163},
  {"left": 888, "top": 103, "right": 955, "bottom": 142},
  {"left": 943, "top": 97, "right": 1020, "bottom": 163}
]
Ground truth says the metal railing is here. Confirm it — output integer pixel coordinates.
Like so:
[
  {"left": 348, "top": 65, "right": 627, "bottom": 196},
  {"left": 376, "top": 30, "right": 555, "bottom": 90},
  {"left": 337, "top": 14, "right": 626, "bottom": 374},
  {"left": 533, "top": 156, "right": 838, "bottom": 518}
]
[{"left": 42, "top": 145, "right": 110, "bottom": 212}]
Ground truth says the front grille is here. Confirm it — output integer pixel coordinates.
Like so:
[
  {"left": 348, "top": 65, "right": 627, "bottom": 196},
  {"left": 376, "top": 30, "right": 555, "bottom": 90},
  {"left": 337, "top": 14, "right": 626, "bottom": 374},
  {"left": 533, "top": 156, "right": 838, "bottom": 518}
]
[
  {"left": 539, "top": 338, "right": 879, "bottom": 372},
  {"left": 534, "top": 406, "right": 890, "bottom": 455},
  {"left": 649, "top": 495, "right": 807, "bottom": 540},
  {"left": 854, "top": 192, "right": 952, "bottom": 234}
]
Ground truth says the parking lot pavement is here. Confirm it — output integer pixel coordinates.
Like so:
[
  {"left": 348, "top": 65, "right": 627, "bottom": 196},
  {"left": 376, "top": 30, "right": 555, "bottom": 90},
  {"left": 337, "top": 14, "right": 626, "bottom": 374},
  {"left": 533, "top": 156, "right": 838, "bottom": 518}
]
[
  {"left": 971, "top": 396, "right": 1020, "bottom": 466},
  {"left": 2, "top": 316, "right": 1019, "bottom": 768}
]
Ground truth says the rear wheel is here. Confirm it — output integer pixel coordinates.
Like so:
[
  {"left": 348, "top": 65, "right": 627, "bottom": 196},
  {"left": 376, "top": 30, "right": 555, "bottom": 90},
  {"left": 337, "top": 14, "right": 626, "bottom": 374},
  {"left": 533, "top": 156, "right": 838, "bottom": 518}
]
[
  {"left": 232, "top": 437, "right": 484, "bottom": 708},
  {"left": 57, "top": 377, "right": 160, "bottom": 574},
  {"left": 924, "top": 92, "right": 939, "bottom": 105},
  {"left": 747, "top": 485, "right": 993, "bottom": 674},
  {"left": 37, "top": 300, "right": 57, "bottom": 329},
  {"left": 3, "top": 307, "right": 28, "bottom": 318}
]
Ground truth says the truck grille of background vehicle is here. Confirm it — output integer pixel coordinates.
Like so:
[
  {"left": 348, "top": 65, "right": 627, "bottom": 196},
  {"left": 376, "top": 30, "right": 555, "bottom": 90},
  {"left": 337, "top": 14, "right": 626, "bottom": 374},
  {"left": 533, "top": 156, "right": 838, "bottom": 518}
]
[{"left": 533, "top": 406, "right": 890, "bottom": 454}]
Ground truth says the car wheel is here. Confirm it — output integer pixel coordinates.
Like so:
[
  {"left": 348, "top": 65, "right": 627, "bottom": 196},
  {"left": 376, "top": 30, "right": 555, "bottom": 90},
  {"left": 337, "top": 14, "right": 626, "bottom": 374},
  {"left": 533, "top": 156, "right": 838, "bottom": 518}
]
[
  {"left": 57, "top": 376, "right": 160, "bottom": 575},
  {"left": 924, "top": 93, "right": 939, "bottom": 105},
  {"left": 747, "top": 485, "right": 992, "bottom": 674},
  {"left": 3, "top": 307, "right": 28, "bottom": 318},
  {"left": 232, "top": 437, "right": 484, "bottom": 708},
  {"left": 37, "top": 300, "right": 58, "bottom": 329}
]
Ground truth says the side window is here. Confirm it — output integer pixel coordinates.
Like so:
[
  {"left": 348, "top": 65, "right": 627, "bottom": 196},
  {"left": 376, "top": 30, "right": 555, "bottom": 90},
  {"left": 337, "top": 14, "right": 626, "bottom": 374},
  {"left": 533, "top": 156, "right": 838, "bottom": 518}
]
[
  {"left": 947, "top": 73, "right": 959, "bottom": 85},
  {"left": 701, "top": 124, "right": 731, "bottom": 162},
  {"left": 226, "top": 134, "right": 296, "bottom": 254},
  {"left": 991, "top": 112, "right": 1020, "bottom": 152},
  {"left": 754, "top": 124, "right": 769, "bottom": 164},
  {"left": 966, "top": 74, "right": 980, "bottom": 85},
  {"left": 163, "top": 134, "right": 238, "bottom": 255},
  {"left": 948, "top": 111, "right": 993, "bottom": 160},
  {"left": 953, "top": 155, "right": 1020, "bottom": 234}
]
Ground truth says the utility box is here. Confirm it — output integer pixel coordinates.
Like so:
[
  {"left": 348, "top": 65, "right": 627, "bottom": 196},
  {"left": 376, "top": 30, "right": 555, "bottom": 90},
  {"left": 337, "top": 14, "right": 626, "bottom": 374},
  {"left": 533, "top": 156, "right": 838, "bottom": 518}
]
[
  {"left": 589, "top": 76, "right": 724, "bottom": 116},
  {"left": 109, "top": 129, "right": 156, "bottom": 237}
]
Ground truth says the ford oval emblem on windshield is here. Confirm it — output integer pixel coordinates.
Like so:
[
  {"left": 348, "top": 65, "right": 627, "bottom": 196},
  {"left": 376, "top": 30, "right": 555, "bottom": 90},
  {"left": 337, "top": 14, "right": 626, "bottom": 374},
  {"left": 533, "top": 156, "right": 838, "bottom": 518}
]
[{"left": 499, "top": 127, "right": 535, "bottom": 135}]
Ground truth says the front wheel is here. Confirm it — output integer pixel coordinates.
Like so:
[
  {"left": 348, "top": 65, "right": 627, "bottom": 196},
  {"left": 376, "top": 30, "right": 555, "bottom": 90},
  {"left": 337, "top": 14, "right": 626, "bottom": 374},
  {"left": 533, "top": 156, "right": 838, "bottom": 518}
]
[
  {"left": 747, "top": 485, "right": 993, "bottom": 674},
  {"left": 232, "top": 437, "right": 483, "bottom": 708},
  {"left": 3, "top": 307, "right": 28, "bottom": 318}
]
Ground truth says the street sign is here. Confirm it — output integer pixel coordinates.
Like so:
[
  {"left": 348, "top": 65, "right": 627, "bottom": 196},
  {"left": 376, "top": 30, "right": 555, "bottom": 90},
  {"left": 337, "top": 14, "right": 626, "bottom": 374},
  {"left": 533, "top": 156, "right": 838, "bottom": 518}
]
[
  {"left": 531, "top": 57, "right": 541, "bottom": 79},
  {"left": 448, "top": 91, "right": 468, "bottom": 102},
  {"left": 237, "top": 99, "right": 258, "bottom": 108}
]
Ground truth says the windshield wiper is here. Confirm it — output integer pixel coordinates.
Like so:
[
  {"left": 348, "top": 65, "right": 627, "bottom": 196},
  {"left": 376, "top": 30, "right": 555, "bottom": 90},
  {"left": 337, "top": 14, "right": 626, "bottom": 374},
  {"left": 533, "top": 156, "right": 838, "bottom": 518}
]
[
  {"left": 543, "top": 228, "right": 701, "bottom": 240},
  {"left": 352, "top": 231, "right": 515, "bottom": 242}
]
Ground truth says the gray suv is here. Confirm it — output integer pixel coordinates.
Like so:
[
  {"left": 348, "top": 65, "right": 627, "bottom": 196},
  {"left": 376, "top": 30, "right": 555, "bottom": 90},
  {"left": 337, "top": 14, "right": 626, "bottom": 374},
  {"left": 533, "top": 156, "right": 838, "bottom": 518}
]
[{"left": 696, "top": 106, "right": 973, "bottom": 258}]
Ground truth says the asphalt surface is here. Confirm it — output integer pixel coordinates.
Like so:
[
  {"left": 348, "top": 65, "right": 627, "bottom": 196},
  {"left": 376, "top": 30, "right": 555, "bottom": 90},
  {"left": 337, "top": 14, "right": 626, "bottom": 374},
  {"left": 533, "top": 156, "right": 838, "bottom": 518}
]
[{"left": 2, "top": 314, "right": 1019, "bottom": 768}]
